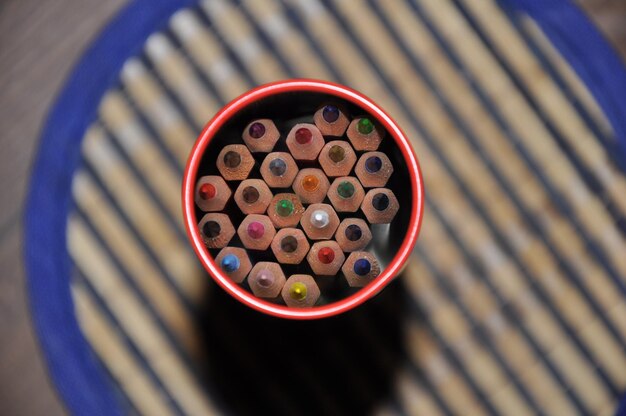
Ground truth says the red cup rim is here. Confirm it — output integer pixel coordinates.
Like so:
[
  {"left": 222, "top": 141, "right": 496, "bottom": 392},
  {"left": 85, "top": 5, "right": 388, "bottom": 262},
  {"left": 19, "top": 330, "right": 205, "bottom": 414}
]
[{"left": 182, "top": 79, "right": 425, "bottom": 319}]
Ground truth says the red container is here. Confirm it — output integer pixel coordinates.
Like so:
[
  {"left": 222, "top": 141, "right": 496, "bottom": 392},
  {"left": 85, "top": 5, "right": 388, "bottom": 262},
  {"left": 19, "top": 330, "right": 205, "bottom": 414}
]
[{"left": 183, "top": 79, "right": 424, "bottom": 319}]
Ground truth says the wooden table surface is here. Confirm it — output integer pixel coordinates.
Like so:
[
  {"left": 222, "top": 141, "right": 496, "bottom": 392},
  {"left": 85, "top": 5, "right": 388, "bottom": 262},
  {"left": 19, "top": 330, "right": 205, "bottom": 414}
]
[{"left": 0, "top": 1, "right": 623, "bottom": 414}]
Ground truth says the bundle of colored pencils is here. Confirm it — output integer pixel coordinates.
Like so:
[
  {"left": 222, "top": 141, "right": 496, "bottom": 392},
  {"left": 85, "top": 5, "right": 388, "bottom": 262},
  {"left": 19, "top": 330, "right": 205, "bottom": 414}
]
[{"left": 195, "top": 104, "right": 398, "bottom": 308}]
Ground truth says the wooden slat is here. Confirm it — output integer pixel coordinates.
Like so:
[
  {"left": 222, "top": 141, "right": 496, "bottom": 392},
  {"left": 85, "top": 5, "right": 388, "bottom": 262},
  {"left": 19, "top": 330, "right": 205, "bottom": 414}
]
[
  {"left": 405, "top": 260, "right": 535, "bottom": 416},
  {"left": 241, "top": 0, "right": 335, "bottom": 80},
  {"left": 375, "top": 0, "right": 626, "bottom": 345},
  {"left": 144, "top": 33, "right": 220, "bottom": 127},
  {"left": 99, "top": 91, "right": 185, "bottom": 225},
  {"left": 394, "top": 368, "right": 446, "bottom": 416},
  {"left": 199, "top": 0, "right": 287, "bottom": 83},
  {"left": 419, "top": 0, "right": 626, "bottom": 283},
  {"left": 72, "top": 172, "right": 201, "bottom": 358},
  {"left": 336, "top": 0, "right": 626, "bottom": 388},
  {"left": 81, "top": 126, "right": 203, "bottom": 302},
  {"left": 170, "top": 9, "right": 249, "bottom": 101},
  {"left": 120, "top": 58, "right": 197, "bottom": 166},
  {"left": 518, "top": 16, "right": 613, "bottom": 137},
  {"left": 73, "top": 284, "right": 174, "bottom": 416},
  {"left": 462, "top": 0, "right": 626, "bottom": 216},
  {"left": 68, "top": 217, "right": 218, "bottom": 416}
]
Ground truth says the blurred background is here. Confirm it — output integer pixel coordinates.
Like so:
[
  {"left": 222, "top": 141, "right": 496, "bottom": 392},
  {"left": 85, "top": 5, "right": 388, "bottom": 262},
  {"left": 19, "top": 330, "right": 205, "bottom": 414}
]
[{"left": 1, "top": 0, "right": 626, "bottom": 415}]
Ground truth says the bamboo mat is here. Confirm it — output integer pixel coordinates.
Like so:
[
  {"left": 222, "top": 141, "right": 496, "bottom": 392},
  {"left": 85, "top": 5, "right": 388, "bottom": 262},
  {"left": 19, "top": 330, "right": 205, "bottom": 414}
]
[{"left": 25, "top": 0, "right": 626, "bottom": 415}]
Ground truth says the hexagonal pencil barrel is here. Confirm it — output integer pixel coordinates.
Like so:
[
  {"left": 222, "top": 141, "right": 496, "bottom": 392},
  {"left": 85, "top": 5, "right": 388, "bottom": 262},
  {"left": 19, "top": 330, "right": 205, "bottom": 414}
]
[
  {"left": 355, "top": 152, "right": 393, "bottom": 188},
  {"left": 285, "top": 123, "right": 324, "bottom": 160},
  {"left": 313, "top": 103, "right": 350, "bottom": 137},
  {"left": 292, "top": 168, "right": 330, "bottom": 204},
  {"left": 282, "top": 275, "right": 320, "bottom": 308},
  {"left": 198, "top": 213, "right": 235, "bottom": 249},
  {"left": 342, "top": 252, "right": 381, "bottom": 288},
  {"left": 307, "top": 241, "right": 345, "bottom": 276},
  {"left": 270, "top": 228, "right": 310, "bottom": 265},
  {"left": 216, "top": 144, "right": 255, "bottom": 181},
  {"left": 260, "top": 152, "right": 299, "bottom": 188},
  {"left": 195, "top": 175, "right": 231, "bottom": 212},
  {"left": 335, "top": 218, "right": 372, "bottom": 252},
  {"left": 214, "top": 247, "right": 252, "bottom": 283},
  {"left": 327, "top": 177, "right": 365, "bottom": 213},
  {"left": 346, "top": 116, "right": 384, "bottom": 151},
  {"left": 237, "top": 214, "right": 276, "bottom": 251},
  {"left": 248, "top": 262, "right": 286, "bottom": 299},
  {"left": 318, "top": 140, "right": 357, "bottom": 178},
  {"left": 267, "top": 193, "right": 305, "bottom": 229},
  {"left": 361, "top": 189, "right": 399, "bottom": 224},
  {"left": 234, "top": 179, "right": 273, "bottom": 215},
  {"left": 241, "top": 119, "right": 280, "bottom": 152},
  {"left": 300, "top": 203, "right": 340, "bottom": 240}
]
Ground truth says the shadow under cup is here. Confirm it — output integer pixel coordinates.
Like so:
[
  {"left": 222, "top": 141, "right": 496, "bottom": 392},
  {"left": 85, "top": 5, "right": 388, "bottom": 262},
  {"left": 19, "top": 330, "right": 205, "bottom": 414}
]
[{"left": 183, "top": 80, "right": 423, "bottom": 319}]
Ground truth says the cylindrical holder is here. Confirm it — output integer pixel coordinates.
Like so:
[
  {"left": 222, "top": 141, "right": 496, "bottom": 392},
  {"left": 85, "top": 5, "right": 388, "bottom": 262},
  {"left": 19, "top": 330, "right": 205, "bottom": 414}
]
[{"left": 183, "top": 79, "right": 424, "bottom": 319}]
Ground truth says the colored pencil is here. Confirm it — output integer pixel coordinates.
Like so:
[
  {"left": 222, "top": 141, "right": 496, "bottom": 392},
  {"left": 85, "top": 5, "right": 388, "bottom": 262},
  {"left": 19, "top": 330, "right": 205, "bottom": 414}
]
[
  {"left": 346, "top": 116, "right": 384, "bottom": 151},
  {"left": 307, "top": 241, "right": 346, "bottom": 276},
  {"left": 313, "top": 103, "right": 350, "bottom": 137},
  {"left": 285, "top": 123, "right": 325, "bottom": 160},
  {"left": 237, "top": 214, "right": 276, "bottom": 251},
  {"left": 334, "top": 218, "right": 373, "bottom": 252},
  {"left": 292, "top": 168, "right": 330, "bottom": 204},
  {"left": 281, "top": 275, "right": 321, "bottom": 308},
  {"left": 248, "top": 262, "right": 286, "bottom": 299},
  {"left": 300, "top": 203, "right": 340, "bottom": 240},
  {"left": 216, "top": 144, "right": 255, "bottom": 181},
  {"left": 260, "top": 152, "right": 299, "bottom": 188},
  {"left": 234, "top": 179, "right": 273, "bottom": 215},
  {"left": 267, "top": 193, "right": 305, "bottom": 228},
  {"left": 327, "top": 176, "right": 366, "bottom": 212},
  {"left": 318, "top": 140, "right": 357, "bottom": 177},
  {"left": 194, "top": 175, "right": 231, "bottom": 212},
  {"left": 241, "top": 119, "right": 280, "bottom": 153},
  {"left": 355, "top": 151, "right": 394, "bottom": 188},
  {"left": 342, "top": 252, "right": 381, "bottom": 287},
  {"left": 361, "top": 188, "right": 399, "bottom": 224},
  {"left": 214, "top": 247, "right": 252, "bottom": 283},
  {"left": 198, "top": 213, "right": 235, "bottom": 249},
  {"left": 270, "top": 228, "right": 310, "bottom": 265}
]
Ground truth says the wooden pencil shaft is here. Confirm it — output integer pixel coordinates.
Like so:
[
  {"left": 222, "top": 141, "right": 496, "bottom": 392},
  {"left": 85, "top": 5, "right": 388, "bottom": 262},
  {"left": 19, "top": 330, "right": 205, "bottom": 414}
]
[
  {"left": 355, "top": 151, "right": 394, "bottom": 188},
  {"left": 334, "top": 218, "right": 373, "bottom": 252},
  {"left": 241, "top": 119, "right": 280, "bottom": 152},
  {"left": 313, "top": 103, "right": 350, "bottom": 137},
  {"left": 237, "top": 214, "right": 276, "bottom": 251},
  {"left": 214, "top": 247, "right": 252, "bottom": 283},
  {"left": 194, "top": 175, "right": 231, "bottom": 212},
  {"left": 281, "top": 275, "right": 321, "bottom": 308},
  {"left": 327, "top": 176, "right": 366, "bottom": 212},
  {"left": 198, "top": 213, "right": 235, "bottom": 249},
  {"left": 342, "top": 252, "right": 381, "bottom": 288},
  {"left": 267, "top": 193, "right": 305, "bottom": 228},
  {"left": 216, "top": 144, "right": 255, "bottom": 181},
  {"left": 300, "top": 203, "right": 340, "bottom": 240},
  {"left": 234, "top": 179, "right": 273, "bottom": 214},
  {"left": 248, "top": 262, "right": 286, "bottom": 298},
  {"left": 292, "top": 168, "right": 330, "bottom": 204},
  {"left": 318, "top": 140, "right": 357, "bottom": 177},
  {"left": 361, "top": 188, "right": 399, "bottom": 224},
  {"left": 307, "top": 241, "right": 346, "bottom": 276},
  {"left": 346, "top": 117, "right": 384, "bottom": 151},
  {"left": 260, "top": 152, "right": 299, "bottom": 188},
  {"left": 270, "top": 228, "right": 310, "bottom": 265},
  {"left": 285, "top": 123, "right": 325, "bottom": 160}
]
